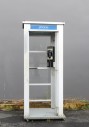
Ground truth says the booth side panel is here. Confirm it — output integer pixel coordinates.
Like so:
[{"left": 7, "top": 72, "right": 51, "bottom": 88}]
[
  {"left": 24, "top": 24, "right": 30, "bottom": 119},
  {"left": 55, "top": 25, "right": 64, "bottom": 116}
]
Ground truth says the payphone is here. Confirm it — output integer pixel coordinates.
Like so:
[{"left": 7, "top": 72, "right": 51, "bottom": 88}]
[{"left": 47, "top": 46, "right": 55, "bottom": 67}]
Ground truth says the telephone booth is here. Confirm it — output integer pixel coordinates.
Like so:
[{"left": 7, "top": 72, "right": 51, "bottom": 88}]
[{"left": 22, "top": 21, "right": 65, "bottom": 120}]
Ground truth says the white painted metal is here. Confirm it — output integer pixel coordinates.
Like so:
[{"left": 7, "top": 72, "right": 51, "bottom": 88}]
[
  {"left": 28, "top": 108, "right": 65, "bottom": 119},
  {"left": 24, "top": 24, "right": 30, "bottom": 119},
  {"left": 29, "top": 29, "right": 58, "bottom": 32},
  {"left": 51, "top": 68, "right": 55, "bottom": 108},
  {"left": 29, "top": 51, "right": 46, "bottom": 53},
  {"left": 30, "top": 99, "right": 51, "bottom": 102},
  {"left": 23, "top": 21, "right": 65, "bottom": 25},
  {"left": 29, "top": 67, "right": 50, "bottom": 69},
  {"left": 50, "top": 35, "right": 55, "bottom": 108},
  {"left": 57, "top": 25, "right": 64, "bottom": 116},
  {"left": 29, "top": 83, "right": 51, "bottom": 86},
  {"left": 23, "top": 21, "right": 65, "bottom": 120},
  {"left": 55, "top": 25, "right": 64, "bottom": 116}
]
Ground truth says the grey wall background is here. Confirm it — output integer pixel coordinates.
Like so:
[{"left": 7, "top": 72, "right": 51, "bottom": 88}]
[{"left": 0, "top": 0, "right": 89, "bottom": 99}]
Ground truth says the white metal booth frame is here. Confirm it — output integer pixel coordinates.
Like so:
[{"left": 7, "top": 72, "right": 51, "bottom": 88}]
[{"left": 23, "top": 21, "right": 65, "bottom": 120}]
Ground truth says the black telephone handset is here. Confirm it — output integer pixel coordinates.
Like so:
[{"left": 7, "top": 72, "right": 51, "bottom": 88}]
[{"left": 47, "top": 46, "right": 55, "bottom": 67}]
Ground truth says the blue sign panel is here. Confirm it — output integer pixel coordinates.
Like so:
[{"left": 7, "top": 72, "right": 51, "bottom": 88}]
[{"left": 31, "top": 24, "right": 57, "bottom": 30}]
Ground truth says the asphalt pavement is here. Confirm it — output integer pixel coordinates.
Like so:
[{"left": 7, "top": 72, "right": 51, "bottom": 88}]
[{"left": 0, "top": 110, "right": 89, "bottom": 127}]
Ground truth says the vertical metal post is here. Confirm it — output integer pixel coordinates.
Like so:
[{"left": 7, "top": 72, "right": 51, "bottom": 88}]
[
  {"left": 51, "top": 68, "right": 55, "bottom": 108},
  {"left": 55, "top": 25, "right": 64, "bottom": 116},
  {"left": 24, "top": 24, "right": 30, "bottom": 119},
  {"left": 51, "top": 34, "right": 55, "bottom": 108}
]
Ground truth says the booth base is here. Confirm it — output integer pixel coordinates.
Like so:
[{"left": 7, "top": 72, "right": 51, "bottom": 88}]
[{"left": 24, "top": 108, "right": 65, "bottom": 120}]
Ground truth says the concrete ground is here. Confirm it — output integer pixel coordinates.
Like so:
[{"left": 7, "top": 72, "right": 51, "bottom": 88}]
[{"left": 0, "top": 110, "right": 89, "bottom": 127}]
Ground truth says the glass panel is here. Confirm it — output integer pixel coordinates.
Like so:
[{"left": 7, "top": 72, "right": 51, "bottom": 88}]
[
  {"left": 30, "top": 53, "right": 47, "bottom": 67},
  {"left": 30, "top": 86, "right": 51, "bottom": 99},
  {"left": 29, "top": 69, "right": 51, "bottom": 83},
  {"left": 29, "top": 35, "right": 50, "bottom": 51},
  {"left": 29, "top": 34, "right": 51, "bottom": 83}
]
